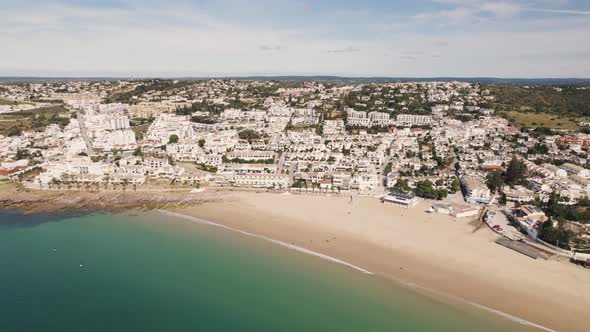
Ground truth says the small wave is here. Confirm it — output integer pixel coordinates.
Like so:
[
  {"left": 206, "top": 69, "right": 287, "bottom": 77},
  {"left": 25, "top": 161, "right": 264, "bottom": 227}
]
[
  {"left": 158, "top": 210, "right": 557, "bottom": 332},
  {"left": 158, "top": 210, "right": 373, "bottom": 274},
  {"left": 465, "top": 301, "right": 557, "bottom": 332}
]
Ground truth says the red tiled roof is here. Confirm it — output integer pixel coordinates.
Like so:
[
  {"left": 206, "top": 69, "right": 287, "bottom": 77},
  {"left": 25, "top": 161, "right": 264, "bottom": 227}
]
[{"left": 0, "top": 166, "right": 27, "bottom": 176}]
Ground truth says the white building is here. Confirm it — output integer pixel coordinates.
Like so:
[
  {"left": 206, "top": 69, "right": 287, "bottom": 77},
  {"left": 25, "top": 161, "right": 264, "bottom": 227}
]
[
  {"left": 561, "top": 163, "right": 590, "bottom": 178},
  {"left": 381, "top": 191, "right": 419, "bottom": 208},
  {"left": 396, "top": 114, "right": 432, "bottom": 126},
  {"left": 461, "top": 175, "right": 493, "bottom": 204},
  {"left": 323, "top": 119, "right": 345, "bottom": 135}
]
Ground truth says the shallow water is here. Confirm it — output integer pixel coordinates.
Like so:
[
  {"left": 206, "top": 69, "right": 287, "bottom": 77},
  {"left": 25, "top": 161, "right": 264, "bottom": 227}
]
[{"left": 0, "top": 211, "right": 541, "bottom": 332}]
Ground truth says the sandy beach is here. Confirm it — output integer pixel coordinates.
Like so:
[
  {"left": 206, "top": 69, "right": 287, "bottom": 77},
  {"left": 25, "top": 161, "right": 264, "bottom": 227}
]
[
  {"left": 3, "top": 182, "right": 588, "bottom": 331},
  {"left": 173, "top": 191, "right": 590, "bottom": 332}
]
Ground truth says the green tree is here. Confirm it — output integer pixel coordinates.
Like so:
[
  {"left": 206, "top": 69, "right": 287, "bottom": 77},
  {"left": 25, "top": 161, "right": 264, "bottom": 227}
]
[
  {"left": 486, "top": 170, "right": 505, "bottom": 193},
  {"left": 238, "top": 129, "right": 261, "bottom": 141},
  {"left": 16, "top": 149, "right": 31, "bottom": 160},
  {"left": 450, "top": 177, "right": 460, "bottom": 193},
  {"left": 528, "top": 143, "right": 549, "bottom": 155},
  {"left": 505, "top": 157, "right": 527, "bottom": 186},
  {"left": 6, "top": 126, "right": 22, "bottom": 137},
  {"left": 191, "top": 116, "right": 216, "bottom": 124},
  {"left": 413, "top": 180, "right": 441, "bottom": 200},
  {"left": 168, "top": 134, "right": 179, "bottom": 144},
  {"left": 435, "top": 188, "right": 448, "bottom": 200},
  {"left": 383, "top": 162, "right": 393, "bottom": 174},
  {"left": 539, "top": 220, "right": 575, "bottom": 250},
  {"left": 394, "top": 179, "right": 411, "bottom": 192},
  {"left": 132, "top": 147, "right": 144, "bottom": 157},
  {"left": 198, "top": 139, "right": 206, "bottom": 148}
]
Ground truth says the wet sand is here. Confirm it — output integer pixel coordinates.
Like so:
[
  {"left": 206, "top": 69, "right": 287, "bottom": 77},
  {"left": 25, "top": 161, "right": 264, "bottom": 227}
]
[{"left": 174, "top": 192, "right": 590, "bottom": 332}]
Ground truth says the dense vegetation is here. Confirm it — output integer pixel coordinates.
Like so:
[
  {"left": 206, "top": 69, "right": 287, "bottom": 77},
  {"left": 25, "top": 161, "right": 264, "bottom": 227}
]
[
  {"left": 0, "top": 105, "right": 70, "bottom": 136},
  {"left": 222, "top": 156, "right": 274, "bottom": 164},
  {"left": 413, "top": 180, "right": 448, "bottom": 200},
  {"left": 544, "top": 195, "right": 590, "bottom": 224},
  {"left": 485, "top": 157, "right": 527, "bottom": 192},
  {"left": 177, "top": 102, "right": 217, "bottom": 115},
  {"left": 105, "top": 80, "right": 193, "bottom": 104},
  {"left": 488, "top": 85, "right": 590, "bottom": 131},
  {"left": 190, "top": 116, "right": 217, "bottom": 124},
  {"left": 238, "top": 129, "right": 261, "bottom": 141},
  {"left": 392, "top": 178, "right": 447, "bottom": 200},
  {"left": 539, "top": 221, "right": 576, "bottom": 250},
  {"left": 488, "top": 85, "right": 590, "bottom": 116}
]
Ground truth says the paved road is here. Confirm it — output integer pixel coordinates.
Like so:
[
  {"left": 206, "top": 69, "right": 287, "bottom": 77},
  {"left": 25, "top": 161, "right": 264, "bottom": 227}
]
[
  {"left": 77, "top": 110, "right": 96, "bottom": 156},
  {"left": 276, "top": 151, "right": 287, "bottom": 174},
  {"left": 486, "top": 207, "right": 526, "bottom": 241}
]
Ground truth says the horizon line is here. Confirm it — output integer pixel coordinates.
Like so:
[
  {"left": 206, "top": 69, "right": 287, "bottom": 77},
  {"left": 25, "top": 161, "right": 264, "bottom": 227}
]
[{"left": 2, "top": 75, "right": 590, "bottom": 81}]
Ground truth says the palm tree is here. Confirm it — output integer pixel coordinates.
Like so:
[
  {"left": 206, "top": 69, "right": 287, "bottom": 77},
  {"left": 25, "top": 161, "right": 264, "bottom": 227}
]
[
  {"left": 122, "top": 178, "right": 129, "bottom": 191},
  {"left": 103, "top": 175, "right": 110, "bottom": 190}
]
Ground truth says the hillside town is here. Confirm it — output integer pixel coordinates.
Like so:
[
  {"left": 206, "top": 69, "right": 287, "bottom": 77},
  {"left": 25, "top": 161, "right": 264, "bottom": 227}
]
[{"left": 1, "top": 79, "right": 589, "bottom": 265}]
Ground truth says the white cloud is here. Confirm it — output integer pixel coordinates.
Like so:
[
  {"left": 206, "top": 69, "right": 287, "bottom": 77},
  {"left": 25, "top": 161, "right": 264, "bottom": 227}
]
[
  {"left": 0, "top": 0, "right": 589, "bottom": 77},
  {"left": 327, "top": 46, "right": 361, "bottom": 53},
  {"left": 532, "top": 8, "right": 590, "bottom": 15},
  {"left": 259, "top": 45, "right": 282, "bottom": 51}
]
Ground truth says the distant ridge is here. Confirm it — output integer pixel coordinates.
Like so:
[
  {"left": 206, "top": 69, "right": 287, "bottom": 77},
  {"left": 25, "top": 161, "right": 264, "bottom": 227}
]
[{"left": 1, "top": 76, "right": 590, "bottom": 85}]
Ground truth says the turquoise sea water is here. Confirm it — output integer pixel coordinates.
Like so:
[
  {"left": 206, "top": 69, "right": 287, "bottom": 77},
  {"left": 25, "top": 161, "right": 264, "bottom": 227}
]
[{"left": 0, "top": 211, "right": 540, "bottom": 332}]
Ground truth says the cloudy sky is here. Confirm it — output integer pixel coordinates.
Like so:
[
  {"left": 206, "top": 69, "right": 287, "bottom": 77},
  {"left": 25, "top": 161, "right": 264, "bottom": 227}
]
[{"left": 1, "top": 0, "right": 589, "bottom": 77}]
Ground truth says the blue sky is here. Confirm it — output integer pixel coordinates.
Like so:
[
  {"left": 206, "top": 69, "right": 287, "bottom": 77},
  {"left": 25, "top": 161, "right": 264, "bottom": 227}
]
[{"left": 1, "top": 0, "right": 589, "bottom": 77}]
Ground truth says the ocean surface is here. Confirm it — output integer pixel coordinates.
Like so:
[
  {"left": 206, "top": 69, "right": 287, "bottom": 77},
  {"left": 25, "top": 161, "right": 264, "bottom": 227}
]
[{"left": 0, "top": 210, "right": 541, "bottom": 332}]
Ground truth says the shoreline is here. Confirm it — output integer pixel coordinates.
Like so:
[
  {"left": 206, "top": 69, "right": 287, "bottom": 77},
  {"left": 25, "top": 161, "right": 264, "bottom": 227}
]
[
  {"left": 169, "top": 191, "right": 590, "bottom": 332},
  {"left": 159, "top": 210, "right": 374, "bottom": 274},
  {"left": 2, "top": 183, "right": 589, "bottom": 331},
  {"left": 161, "top": 209, "right": 556, "bottom": 332}
]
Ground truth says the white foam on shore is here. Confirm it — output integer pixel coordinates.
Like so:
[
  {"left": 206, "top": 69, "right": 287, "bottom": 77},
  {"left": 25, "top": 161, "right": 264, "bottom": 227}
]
[
  {"left": 464, "top": 300, "right": 557, "bottom": 332},
  {"left": 157, "top": 210, "right": 558, "bottom": 332},
  {"left": 158, "top": 210, "right": 373, "bottom": 274},
  {"left": 387, "top": 277, "right": 558, "bottom": 332}
]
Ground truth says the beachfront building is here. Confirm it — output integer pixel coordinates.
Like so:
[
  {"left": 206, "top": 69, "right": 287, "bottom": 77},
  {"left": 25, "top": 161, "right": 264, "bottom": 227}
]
[
  {"left": 381, "top": 191, "right": 419, "bottom": 208},
  {"left": 511, "top": 205, "right": 548, "bottom": 240},
  {"left": 229, "top": 174, "right": 290, "bottom": 189},
  {"left": 430, "top": 203, "right": 480, "bottom": 218},
  {"left": 460, "top": 175, "right": 493, "bottom": 204},
  {"left": 572, "top": 252, "right": 590, "bottom": 268}
]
